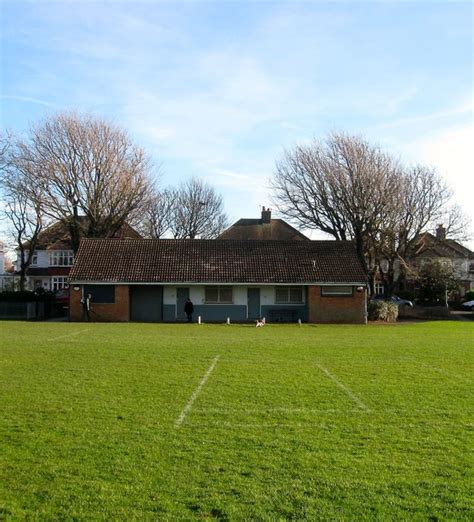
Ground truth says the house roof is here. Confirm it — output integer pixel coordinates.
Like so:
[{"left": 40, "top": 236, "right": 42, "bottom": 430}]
[
  {"left": 415, "top": 232, "right": 473, "bottom": 259},
  {"left": 29, "top": 218, "right": 142, "bottom": 250},
  {"left": 218, "top": 218, "right": 309, "bottom": 241},
  {"left": 69, "top": 239, "right": 367, "bottom": 284}
]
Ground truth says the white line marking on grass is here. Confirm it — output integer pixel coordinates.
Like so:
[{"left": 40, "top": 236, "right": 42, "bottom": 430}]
[
  {"left": 48, "top": 329, "right": 89, "bottom": 342},
  {"left": 193, "top": 407, "right": 367, "bottom": 414},
  {"left": 175, "top": 355, "right": 220, "bottom": 428},
  {"left": 316, "top": 364, "right": 371, "bottom": 412}
]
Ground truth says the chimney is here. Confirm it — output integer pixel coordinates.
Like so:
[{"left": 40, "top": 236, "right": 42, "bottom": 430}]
[
  {"left": 261, "top": 207, "right": 271, "bottom": 224},
  {"left": 436, "top": 224, "right": 446, "bottom": 241}
]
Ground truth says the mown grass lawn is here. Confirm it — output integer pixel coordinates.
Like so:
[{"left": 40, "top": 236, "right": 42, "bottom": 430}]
[{"left": 0, "top": 321, "right": 473, "bottom": 520}]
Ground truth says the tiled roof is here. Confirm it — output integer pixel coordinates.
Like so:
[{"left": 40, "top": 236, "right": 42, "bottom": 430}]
[
  {"left": 69, "top": 239, "right": 367, "bottom": 284},
  {"left": 415, "top": 233, "right": 473, "bottom": 259},
  {"left": 27, "top": 218, "right": 142, "bottom": 250},
  {"left": 218, "top": 219, "right": 309, "bottom": 241}
]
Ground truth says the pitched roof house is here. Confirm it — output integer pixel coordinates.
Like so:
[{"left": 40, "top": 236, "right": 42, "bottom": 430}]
[
  {"left": 218, "top": 207, "right": 309, "bottom": 241},
  {"left": 18, "top": 218, "right": 141, "bottom": 293},
  {"left": 69, "top": 238, "right": 368, "bottom": 324},
  {"left": 411, "top": 225, "right": 473, "bottom": 295}
]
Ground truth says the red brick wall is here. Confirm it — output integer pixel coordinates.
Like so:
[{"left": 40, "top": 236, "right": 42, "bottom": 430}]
[
  {"left": 69, "top": 285, "right": 129, "bottom": 322},
  {"left": 308, "top": 286, "right": 367, "bottom": 324}
]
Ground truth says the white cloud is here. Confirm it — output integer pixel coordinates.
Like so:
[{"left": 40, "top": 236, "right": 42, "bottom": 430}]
[{"left": 402, "top": 122, "right": 474, "bottom": 247}]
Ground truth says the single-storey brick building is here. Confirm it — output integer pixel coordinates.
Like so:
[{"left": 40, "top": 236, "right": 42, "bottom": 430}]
[{"left": 69, "top": 239, "right": 368, "bottom": 323}]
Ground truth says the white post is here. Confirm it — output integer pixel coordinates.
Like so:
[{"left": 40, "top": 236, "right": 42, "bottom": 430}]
[
  {"left": 226, "top": 317, "right": 230, "bottom": 325},
  {"left": 198, "top": 315, "right": 201, "bottom": 324},
  {"left": 298, "top": 318, "right": 302, "bottom": 325}
]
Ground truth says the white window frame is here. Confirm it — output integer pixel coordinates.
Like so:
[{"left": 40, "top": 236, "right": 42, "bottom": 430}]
[
  {"left": 205, "top": 286, "right": 233, "bottom": 304},
  {"left": 49, "top": 250, "right": 74, "bottom": 267},
  {"left": 52, "top": 276, "right": 69, "bottom": 291},
  {"left": 30, "top": 252, "right": 38, "bottom": 266},
  {"left": 275, "top": 286, "right": 303, "bottom": 304},
  {"left": 374, "top": 282, "right": 384, "bottom": 295}
]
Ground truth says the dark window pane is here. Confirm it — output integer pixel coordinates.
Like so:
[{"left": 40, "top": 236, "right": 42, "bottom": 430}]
[
  {"left": 275, "top": 287, "right": 288, "bottom": 303},
  {"left": 84, "top": 285, "right": 115, "bottom": 303},
  {"left": 205, "top": 287, "right": 219, "bottom": 303},
  {"left": 289, "top": 286, "right": 303, "bottom": 303},
  {"left": 219, "top": 286, "right": 233, "bottom": 303}
]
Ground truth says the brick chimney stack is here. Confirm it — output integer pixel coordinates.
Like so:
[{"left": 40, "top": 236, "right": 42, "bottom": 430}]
[
  {"left": 436, "top": 224, "right": 446, "bottom": 241},
  {"left": 261, "top": 207, "right": 272, "bottom": 224}
]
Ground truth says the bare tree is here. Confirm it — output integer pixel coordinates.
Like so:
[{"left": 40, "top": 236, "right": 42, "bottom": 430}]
[
  {"left": 169, "top": 178, "right": 228, "bottom": 239},
  {"left": 14, "top": 113, "right": 153, "bottom": 252},
  {"left": 137, "top": 188, "right": 175, "bottom": 239},
  {"left": 272, "top": 133, "right": 469, "bottom": 294},
  {"left": 2, "top": 171, "right": 44, "bottom": 291},
  {"left": 0, "top": 131, "right": 12, "bottom": 173},
  {"left": 272, "top": 133, "right": 399, "bottom": 263},
  {"left": 374, "top": 165, "right": 456, "bottom": 295}
]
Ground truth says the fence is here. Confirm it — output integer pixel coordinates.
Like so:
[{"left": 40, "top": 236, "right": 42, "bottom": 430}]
[{"left": 0, "top": 301, "right": 47, "bottom": 320}]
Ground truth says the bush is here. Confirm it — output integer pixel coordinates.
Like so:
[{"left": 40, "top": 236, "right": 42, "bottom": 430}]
[
  {"left": 462, "top": 290, "right": 474, "bottom": 302},
  {"left": 368, "top": 300, "right": 399, "bottom": 322},
  {"left": 0, "top": 290, "right": 55, "bottom": 302}
]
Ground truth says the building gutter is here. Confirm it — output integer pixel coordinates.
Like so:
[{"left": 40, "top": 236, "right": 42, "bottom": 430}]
[{"left": 69, "top": 281, "right": 368, "bottom": 286}]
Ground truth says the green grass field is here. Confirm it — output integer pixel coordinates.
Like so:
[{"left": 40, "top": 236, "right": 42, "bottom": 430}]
[{"left": 0, "top": 321, "right": 473, "bottom": 520}]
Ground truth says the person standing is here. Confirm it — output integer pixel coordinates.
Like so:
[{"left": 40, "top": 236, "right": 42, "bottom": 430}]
[
  {"left": 81, "top": 293, "right": 92, "bottom": 321},
  {"left": 184, "top": 298, "right": 194, "bottom": 323}
]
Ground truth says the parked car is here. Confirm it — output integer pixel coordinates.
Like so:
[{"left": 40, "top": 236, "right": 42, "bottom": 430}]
[
  {"left": 54, "top": 287, "right": 70, "bottom": 305},
  {"left": 461, "top": 299, "right": 474, "bottom": 311},
  {"left": 371, "top": 294, "right": 414, "bottom": 307}
]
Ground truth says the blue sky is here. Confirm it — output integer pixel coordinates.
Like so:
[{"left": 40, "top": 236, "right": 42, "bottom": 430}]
[{"left": 1, "top": 0, "right": 472, "bottom": 243}]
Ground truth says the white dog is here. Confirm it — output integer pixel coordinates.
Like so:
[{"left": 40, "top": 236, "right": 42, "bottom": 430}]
[{"left": 256, "top": 317, "right": 266, "bottom": 328}]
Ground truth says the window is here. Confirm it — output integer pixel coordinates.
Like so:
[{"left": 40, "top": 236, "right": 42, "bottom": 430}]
[
  {"left": 205, "top": 286, "right": 233, "bottom": 304},
  {"left": 321, "top": 285, "right": 353, "bottom": 296},
  {"left": 52, "top": 277, "right": 69, "bottom": 291},
  {"left": 275, "top": 286, "right": 303, "bottom": 304},
  {"left": 374, "top": 282, "right": 384, "bottom": 295},
  {"left": 30, "top": 252, "right": 38, "bottom": 266},
  {"left": 84, "top": 285, "right": 115, "bottom": 304},
  {"left": 50, "top": 250, "right": 74, "bottom": 266}
]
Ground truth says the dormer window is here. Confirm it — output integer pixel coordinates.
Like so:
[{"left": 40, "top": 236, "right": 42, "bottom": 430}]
[{"left": 50, "top": 250, "right": 74, "bottom": 266}]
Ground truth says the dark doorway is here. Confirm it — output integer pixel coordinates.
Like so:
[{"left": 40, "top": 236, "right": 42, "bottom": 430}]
[
  {"left": 176, "top": 287, "right": 190, "bottom": 322},
  {"left": 247, "top": 288, "right": 261, "bottom": 320},
  {"left": 130, "top": 286, "right": 163, "bottom": 322}
]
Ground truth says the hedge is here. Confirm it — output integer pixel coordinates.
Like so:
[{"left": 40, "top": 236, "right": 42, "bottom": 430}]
[{"left": 368, "top": 300, "right": 399, "bottom": 322}]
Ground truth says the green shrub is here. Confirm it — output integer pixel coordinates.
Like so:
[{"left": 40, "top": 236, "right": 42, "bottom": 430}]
[
  {"left": 462, "top": 290, "right": 474, "bottom": 302},
  {"left": 0, "top": 290, "right": 55, "bottom": 302},
  {"left": 368, "top": 300, "right": 399, "bottom": 322}
]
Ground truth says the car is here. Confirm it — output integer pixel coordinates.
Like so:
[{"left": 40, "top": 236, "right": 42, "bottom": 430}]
[
  {"left": 54, "top": 287, "right": 70, "bottom": 305},
  {"left": 371, "top": 294, "right": 414, "bottom": 307},
  {"left": 461, "top": 299, "right": 474, "bottom": 311}
]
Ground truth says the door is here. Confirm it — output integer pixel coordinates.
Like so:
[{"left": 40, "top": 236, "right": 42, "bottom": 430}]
[
  {"left": 176, "top": 287, "right": 190, "bottom": 322},
  {"left": 247, "top": 288, "right": 261, "bottom": 320},
  {"left": 130, "top": 286, "right": 163, "bottom": 322}
]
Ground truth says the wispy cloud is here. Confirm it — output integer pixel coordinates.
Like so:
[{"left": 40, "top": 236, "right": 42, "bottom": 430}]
[
  {"left": 373, "top": 100, "right": 473, "bottom": 130},
  {"left": 1, "top": 95, "right": 58, "bottom": 109}
]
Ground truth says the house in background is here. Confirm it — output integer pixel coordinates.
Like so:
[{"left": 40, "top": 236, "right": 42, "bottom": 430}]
[
  {"left": 16, "top": 218, "right": 141, "bottom": 292},
  {"left": 0, "top": 242, "right": 14, "bottom": 290},
  {"left": 69, "top": 238, "right": 368, "bottom": 324},
  {"left": 218, "top": 207, "right": 309, "bottom": 241},
  {"left": 409, "top": 225, "right": 474, "bottom": 296}
]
